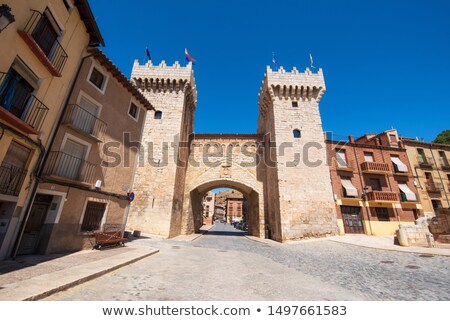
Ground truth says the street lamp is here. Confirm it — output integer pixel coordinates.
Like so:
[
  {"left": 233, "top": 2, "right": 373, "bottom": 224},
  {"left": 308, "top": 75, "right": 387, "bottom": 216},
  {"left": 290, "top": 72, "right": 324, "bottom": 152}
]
[{"left": 0, "top": 4, "right": 14, "bottom": 33}]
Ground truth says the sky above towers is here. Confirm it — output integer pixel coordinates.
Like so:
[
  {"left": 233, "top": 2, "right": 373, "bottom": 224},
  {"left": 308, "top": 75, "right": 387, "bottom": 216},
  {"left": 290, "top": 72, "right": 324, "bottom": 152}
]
[{"left": 90, "top": 0, "right": 450, "bottom": 141}]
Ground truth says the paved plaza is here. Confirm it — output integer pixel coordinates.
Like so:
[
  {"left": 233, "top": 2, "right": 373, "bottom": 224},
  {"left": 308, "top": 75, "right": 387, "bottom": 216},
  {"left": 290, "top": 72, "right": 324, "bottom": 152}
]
[{"left": 43, "top": 223, "right": 450, "bottom": 301}]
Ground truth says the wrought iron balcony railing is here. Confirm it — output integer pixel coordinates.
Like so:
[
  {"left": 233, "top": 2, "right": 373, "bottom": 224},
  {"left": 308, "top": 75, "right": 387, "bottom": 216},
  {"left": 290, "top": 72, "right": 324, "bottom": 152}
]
[
  {"left": 361, "top": 161, "right": 390, "bottom": 173},
  {"left": 417, "top": 156, "right": 434, "bottom": 168},
  {"left": 43, "top": 151, "right": 95, "bottom": 184},
  {"left": 62, "top": 104, "right": 107, "bottom": 140},
  {"left": 425, "top": 181, "right": 443, "bottom": 193},
  {"left": 0, "top": 72, "right": 49, "bottom": 130},
  {"left": 366, "top": 191, "right": 399, "bottom": 202},
  {"left": 19, "top": 9, "right": 68, "bottom": 76},
  {"left": 0, "top": 163, "right": 27, "bottom": 196}
]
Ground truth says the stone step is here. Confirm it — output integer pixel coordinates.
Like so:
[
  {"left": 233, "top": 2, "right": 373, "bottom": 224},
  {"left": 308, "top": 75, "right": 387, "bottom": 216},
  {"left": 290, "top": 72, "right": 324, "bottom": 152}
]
[{"left": 438, "top": 235, "right": 450, "bottom": 243}]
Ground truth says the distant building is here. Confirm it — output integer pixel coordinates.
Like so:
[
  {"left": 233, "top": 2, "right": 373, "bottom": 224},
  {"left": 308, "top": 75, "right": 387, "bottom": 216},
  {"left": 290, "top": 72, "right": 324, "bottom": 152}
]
[
  {"left": 326, "top": 129, "right": 421, "bottom": 236},
  {"left": 401, "top": 137, "right": 450, "bottom": 217},
  {"left": 202, "top": 191, "right": 215, "bottom": 224}
]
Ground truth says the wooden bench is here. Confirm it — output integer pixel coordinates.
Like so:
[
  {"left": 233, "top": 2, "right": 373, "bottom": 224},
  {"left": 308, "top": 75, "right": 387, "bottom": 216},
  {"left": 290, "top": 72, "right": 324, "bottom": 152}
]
[{"left": 93, "top": 231, "right": 127, "bottom": 249}]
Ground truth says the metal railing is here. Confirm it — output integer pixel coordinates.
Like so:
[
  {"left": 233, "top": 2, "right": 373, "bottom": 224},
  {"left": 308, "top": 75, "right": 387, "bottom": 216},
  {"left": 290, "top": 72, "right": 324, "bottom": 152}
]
[
  {"left": 22, "top": 9, "right": 68, "bottom": 74},
  {"left": 22, "top": 95, "right": 49, "bottom": 130},
  {"left": 0, "top": 163, "right": 27, "bottom": 196},
  {"left": 43, "top": 151, "right": 96, "bottom": 184},
  {"left": 366, "top": 191, "right": 399, "bottom": 202},
  {"left": 425, "top": 181, "right": 443, "bottom": 193},
  {"left": 417, "top": 156, "right": 434, "bottom": 168},
  {"left": 361, "top": 161, "right": 390, "bottom": 173},
  {"left": 63, "top": 104, "right": 107, "bottom": 140},
  {"left": 0, "top": 71, "right": 6, "bottom": 86}
]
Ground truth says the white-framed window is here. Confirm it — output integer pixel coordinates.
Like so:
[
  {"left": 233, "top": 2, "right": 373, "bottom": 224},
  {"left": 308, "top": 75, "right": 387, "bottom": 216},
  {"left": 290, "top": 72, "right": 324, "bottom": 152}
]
[
  {"left": 128, "top": 101, "right": 139, "bottom": 121},
  {"left": 56, "top": 133, "right": 92, "bottom": 180},
  {"left": 75, "top": 91, "right": 102, "bottom": 135},
  {"left": 79, "top": 198, "right": 109, "bottom": 232},
  {"left": 87, "top": 63, "right": 109, "bottom": 94},
  {"left": 62, "top": 0, "right": 74, "bottom": 13}
]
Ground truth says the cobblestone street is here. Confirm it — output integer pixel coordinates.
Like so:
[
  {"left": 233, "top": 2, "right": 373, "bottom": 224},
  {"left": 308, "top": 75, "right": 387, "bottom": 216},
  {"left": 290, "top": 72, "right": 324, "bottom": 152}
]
[{"left": 47, "top": 223, "right": 450, "bottom": 301}]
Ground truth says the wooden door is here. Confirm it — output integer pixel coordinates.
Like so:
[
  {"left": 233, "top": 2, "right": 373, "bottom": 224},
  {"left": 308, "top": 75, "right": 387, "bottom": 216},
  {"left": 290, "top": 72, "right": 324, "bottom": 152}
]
[
  {"left": 17, "top": 202, "right": 49, "bottom": 255},
  {"left": 341, "top": 206, "right": 364, "bottom": 234}
]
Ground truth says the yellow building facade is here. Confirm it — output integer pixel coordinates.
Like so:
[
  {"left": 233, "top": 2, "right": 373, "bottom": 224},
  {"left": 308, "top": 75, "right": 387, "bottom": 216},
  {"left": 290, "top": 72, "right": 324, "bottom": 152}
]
[
  {"left": 0, "top": 0, "right": 103, "bottom": 259},
  {"left": 401, "top": 138, "right": 450, "bottom": 217}
]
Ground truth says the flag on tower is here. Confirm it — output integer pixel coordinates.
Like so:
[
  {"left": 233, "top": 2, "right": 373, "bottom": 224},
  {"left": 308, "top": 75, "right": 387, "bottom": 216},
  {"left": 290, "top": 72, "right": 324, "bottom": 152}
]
[
  {"left": 272, "top": 51, "right": 278, "bottom": 70},
  {"left": 309, "top": 53, "right": 315, "bottom": 69},
  {"left": 146, "top": 47, "right": 151, "bottom": 61},
  {"left": 185, "top": 48, "right": 196, "bottom": 63}
]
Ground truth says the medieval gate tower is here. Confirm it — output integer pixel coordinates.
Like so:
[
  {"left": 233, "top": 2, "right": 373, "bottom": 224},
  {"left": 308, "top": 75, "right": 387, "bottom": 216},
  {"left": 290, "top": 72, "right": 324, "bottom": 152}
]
[{"left": 127, "top": 58, "right": 338, "bottom": 241}]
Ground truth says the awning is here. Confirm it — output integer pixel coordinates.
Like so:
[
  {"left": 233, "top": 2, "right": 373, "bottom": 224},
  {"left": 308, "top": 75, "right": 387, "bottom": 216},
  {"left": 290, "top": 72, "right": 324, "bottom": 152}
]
[
  {"left": 341, "top": 178, "right": 358, "bottom": 197},
  {"left": 391, "top": 156, "right": 408, "bottom": 172},
  {"left": 398, "top": 184, "right": 417, "bottom": 201},
  {"left": 336, "top": 150, "right": 347, "bottom": 168}
]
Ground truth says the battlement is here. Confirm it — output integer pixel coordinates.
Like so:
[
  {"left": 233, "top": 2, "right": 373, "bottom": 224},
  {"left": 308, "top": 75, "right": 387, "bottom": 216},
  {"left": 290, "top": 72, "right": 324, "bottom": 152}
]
[
  {"left": 259, "top": 66, "right": 326, "bottom": 103},
  {"left": 131, "top": 59, "right": 197, "bottom": 101}
]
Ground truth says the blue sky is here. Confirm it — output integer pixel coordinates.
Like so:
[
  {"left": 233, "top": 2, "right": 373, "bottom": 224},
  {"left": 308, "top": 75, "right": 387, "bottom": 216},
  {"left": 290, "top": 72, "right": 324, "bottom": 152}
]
[{"left": 90, "top": 0, "right": 449, "bottom": 141}]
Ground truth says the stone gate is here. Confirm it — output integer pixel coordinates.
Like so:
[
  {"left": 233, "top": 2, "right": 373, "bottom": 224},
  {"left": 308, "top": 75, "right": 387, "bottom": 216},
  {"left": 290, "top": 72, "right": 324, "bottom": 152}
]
[{"left": 126, "top": 59, "right": 339, "bottom": 241}]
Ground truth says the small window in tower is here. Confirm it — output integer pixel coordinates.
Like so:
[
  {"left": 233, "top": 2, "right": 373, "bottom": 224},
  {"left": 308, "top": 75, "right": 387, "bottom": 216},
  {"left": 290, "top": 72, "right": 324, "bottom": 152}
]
[
  {"left": 292, "top": 101, "right": 298, "bottom": 108},
  {"left": 293, "top": 129, "right": 301, "bottom": 138},
  {"left": 154, "top": 111, "right": 162, "bottom": 119}
]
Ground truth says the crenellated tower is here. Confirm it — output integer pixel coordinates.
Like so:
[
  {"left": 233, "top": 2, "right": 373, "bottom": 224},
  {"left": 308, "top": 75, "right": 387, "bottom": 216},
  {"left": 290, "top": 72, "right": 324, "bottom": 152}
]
[
  {"left": 258, "top": 66, "right": 338, "bottom": 241},
  {"left": 127, "top": 60, "right": 197, "bottom": 237}
]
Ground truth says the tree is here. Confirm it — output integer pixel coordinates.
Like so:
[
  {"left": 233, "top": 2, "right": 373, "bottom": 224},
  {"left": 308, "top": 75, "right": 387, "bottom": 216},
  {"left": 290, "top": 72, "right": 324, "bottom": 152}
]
[{"left": 433, "top": 130, "right": 450, "bottom": 145}]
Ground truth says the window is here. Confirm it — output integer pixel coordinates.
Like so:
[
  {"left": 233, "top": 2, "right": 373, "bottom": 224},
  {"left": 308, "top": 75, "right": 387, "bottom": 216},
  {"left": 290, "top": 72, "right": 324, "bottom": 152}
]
[
  {"left": 76, "top": 95, "right": 100, "bottom": 134},
  {"left": 63, "top": 0, "right": 73, "bottom": 12},
  {"left": 0, "top": 68, "right": 34, "bottom": 119},
  {"left": 154, "top": 110, "right": 162, "bottom": 119},
  {"left": 292, "top": 101, "right": 298, "bottom": 107},
  {"left": 128, "top": 103, "right": 138, "bottom": 119},
  {"left": 89, "top": 67, "right": 105, "bottom": 90},
  {"left": 369, "top": 178, "right": 381, "bottom": 191},
  {"left": 336, "top": 149, "right": 347, "bottom": 168},
  {"left": 364, "top": 152, "right": 374, "bottom": 162},
  {"left": 439, "top": 151, "right": 449, "bottom": 167},
  {"left": 81, "top": 201, "right": 107, "bottom": 231},
  {"left": 0, "top": 142, "right": 31, "bottom": 196},
  {"left": 56, "top": 138, "right": 88, "bottom": 180},
  {"left": 293, "top": 129, "right": 301, "bottom": 138},
  {"left": 389, "top": 134, "right": 398, "bottom": 144},
  {"left": 417, "top": 148, "right": 426, "bottom": 164},
  {"left": 375, "top": 208, "right": 390, "bottom": 221},
  {"left": 32, "top": 12, "right": 58, "bottom": 57}
]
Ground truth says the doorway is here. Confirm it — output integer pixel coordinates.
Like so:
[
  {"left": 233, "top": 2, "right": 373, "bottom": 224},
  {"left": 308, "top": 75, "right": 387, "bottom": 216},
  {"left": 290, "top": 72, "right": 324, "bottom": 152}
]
[{"left": 17, "top": 194, "right": 53, "bottom": 255}]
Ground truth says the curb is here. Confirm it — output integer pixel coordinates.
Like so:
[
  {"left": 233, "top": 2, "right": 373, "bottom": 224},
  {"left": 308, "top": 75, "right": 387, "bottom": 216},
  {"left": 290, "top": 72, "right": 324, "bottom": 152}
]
[
  {"left": 0, "top": 247, "right": 159, "bottom": 301},
  {"left": 328, "top": 239, "right": 450, "bottom": 257}
]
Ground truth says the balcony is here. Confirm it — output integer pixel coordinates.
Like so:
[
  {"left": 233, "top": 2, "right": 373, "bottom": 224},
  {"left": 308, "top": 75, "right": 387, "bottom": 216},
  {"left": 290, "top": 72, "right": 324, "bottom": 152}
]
[
  {"left": 366, "top": 191, "right": 399, "bottom": 202},
  {"left": 425, "top": 181, "right": 443, "bottom": 193},
  {"left": 18, "top": 9, "right": 68, "bottom": 77},
  {"left": 361, "top": 161, "right": 390, "bottom": 174},
  {"left": 43, "top": 151, "right": 95, "bottom": 184},
  {"left": 0, "top": 73, "right": 49, "bottom": 132},
  {"left": 441, "top": 161, "right": 450, "bottom": 171},
  {"left": 417, "top": 156, "right": 434, "bottom": 169},
  {"left": 62, "top": 104, "right": 107, "bottom": 141},
  {"left": 0, "top": 163, "right": 27, "bottom": 196}
]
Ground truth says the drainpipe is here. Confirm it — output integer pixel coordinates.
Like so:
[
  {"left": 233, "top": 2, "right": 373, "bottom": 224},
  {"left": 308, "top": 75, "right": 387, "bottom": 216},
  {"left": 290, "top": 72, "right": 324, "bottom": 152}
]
[
  {"left": 351, "top": 138, "right": 373, "bottom": 235},
  {"left": 11, "top": 51, "right": 96, "bottom": 259}
]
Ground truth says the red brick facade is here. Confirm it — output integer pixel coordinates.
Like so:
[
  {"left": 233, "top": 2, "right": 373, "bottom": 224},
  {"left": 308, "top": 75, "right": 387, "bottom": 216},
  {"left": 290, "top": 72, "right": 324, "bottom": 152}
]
[{"left": 326, "top": 130, "right": 422, "bottom": 235}]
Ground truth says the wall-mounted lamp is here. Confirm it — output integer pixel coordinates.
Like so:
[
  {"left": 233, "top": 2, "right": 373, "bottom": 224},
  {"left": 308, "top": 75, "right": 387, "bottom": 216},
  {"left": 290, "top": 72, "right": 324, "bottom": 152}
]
[{"left": 0, "top": 4, "right": 15, "bottom": 33}]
